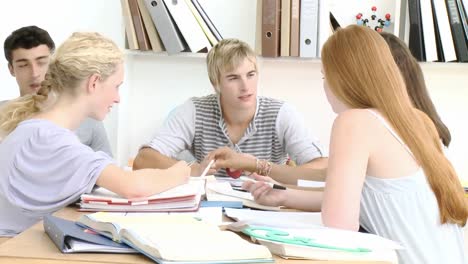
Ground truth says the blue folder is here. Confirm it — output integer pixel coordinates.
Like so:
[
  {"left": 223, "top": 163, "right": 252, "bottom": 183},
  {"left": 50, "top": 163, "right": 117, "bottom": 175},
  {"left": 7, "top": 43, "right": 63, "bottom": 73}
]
[{"left": 44, "top": 215, "right": 136, "bottom": 253}]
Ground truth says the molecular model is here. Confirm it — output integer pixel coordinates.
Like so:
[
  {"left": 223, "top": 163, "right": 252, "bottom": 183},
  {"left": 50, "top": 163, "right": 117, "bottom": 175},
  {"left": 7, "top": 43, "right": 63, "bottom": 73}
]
[{"left": 356, "top": 6, "right": 391, "bottom": 32}]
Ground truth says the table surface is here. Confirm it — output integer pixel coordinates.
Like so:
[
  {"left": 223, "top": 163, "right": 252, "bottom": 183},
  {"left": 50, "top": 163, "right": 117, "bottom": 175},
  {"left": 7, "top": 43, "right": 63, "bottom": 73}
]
[{"left": 0, "top": 206, "right": 393, "bottom": 264}]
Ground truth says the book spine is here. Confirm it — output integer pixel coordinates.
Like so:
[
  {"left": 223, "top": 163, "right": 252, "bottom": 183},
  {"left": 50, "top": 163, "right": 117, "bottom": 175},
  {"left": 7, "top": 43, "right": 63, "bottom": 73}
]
[
  {"left": 191, "top": 0, "right": 223, "bottom": 41},
  {"left": 431, "top": 0, "right": 446, "bottom": 61},
  {"left": 163, "top": 0, "right": 211, "bottom": 53},
  {"left": 121, "top": 0, "right": 139, "bottom": 50},
  {"left": 43, "top": 216, "right": 66, "bottom": 253},
  {"left": 456, "top": 0, "right": 468, "bottom": 41},
  {"left": 433, "top": 0, "right": 458, "bottom": 61},
  {"left": 408, "top": 0, "right": 425, "bottom": 61},
  {"left": 280, "top": 0, "right": 291, "bottom": 56},
  {"left": 420, "top": 0, "right": 439, "bottom": 61},
  {"left": 300, "top": 0, "right": 320, "bottom": 58},
  {"left": 137, "top": 0, "right": 165, "bottom": 52},
  {"left": 446, "top": 0, "right": 468, "bottom": 61},
  {"left": 128, "top": 0, "right": 151, "bottom": 51},
  {"left": 144, "top": 0, "right": 186, "bottom": 54},
  {"left": 290, "top": 0, "right": 300, "bottom": 56},
  {"left": 262, "top": 0, "right": 281, "bottom": 57}
]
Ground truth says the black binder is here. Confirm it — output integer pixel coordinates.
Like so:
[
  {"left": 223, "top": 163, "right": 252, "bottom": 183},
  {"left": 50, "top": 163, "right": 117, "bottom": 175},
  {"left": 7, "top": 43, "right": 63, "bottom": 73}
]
[
  {"left": 431, "top": 0, "right": 446, "bottom": 61},
  {"left": 408, "top": 0, "right": 426, "bottom": 61},
  {"left": 446, "top": 0, "right": 468, "bottom": 61}
]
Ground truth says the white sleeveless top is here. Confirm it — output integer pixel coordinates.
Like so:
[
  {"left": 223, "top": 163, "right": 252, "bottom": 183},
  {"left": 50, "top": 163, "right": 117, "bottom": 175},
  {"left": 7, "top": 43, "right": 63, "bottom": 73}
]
[{"left": 360, "top": 110, "right": 466, "bottom": 264}]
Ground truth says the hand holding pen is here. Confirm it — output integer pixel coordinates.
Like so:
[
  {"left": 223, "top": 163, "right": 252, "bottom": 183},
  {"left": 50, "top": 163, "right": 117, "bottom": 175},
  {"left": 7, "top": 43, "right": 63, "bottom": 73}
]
[
  {"left": 241, "top": 174, "right": 288, "bottom": 207},
  {"left": 240, "top": 176, "right": 286, "bottom": 190}
]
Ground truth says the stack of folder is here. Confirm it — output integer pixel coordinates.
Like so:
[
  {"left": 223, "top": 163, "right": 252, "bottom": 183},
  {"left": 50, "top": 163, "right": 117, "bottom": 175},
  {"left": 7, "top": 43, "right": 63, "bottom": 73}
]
[
  {"left": 78, "top": 180, "right": 204, "bottom": 212},
  {"left": 122, "top": 0, "right": 222, "bottom": 54}
]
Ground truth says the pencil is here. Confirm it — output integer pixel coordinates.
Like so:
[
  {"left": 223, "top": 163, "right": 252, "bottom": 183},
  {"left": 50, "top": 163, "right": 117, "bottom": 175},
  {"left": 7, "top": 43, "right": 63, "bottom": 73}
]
[{"left": 200, "top": 160, "right": 215, "bottom": 178}]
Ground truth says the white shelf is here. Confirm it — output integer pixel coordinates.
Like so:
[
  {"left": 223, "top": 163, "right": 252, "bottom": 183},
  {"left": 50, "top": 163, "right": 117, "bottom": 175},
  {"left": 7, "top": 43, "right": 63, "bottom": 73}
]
[
  {"left": 125, "top": 50, "right": 468, "bottom": 68},
  {"left": 124, "top": 49, "right": 323, "bottom": 63},
  {"left": 124, "top": 50, "right": 207, "bottom": 59}
]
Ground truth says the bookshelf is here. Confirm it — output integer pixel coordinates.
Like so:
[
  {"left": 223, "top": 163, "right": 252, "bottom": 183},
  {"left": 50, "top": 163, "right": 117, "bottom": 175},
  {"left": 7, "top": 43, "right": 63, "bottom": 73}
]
[
  {"left": 124, "top": 0, "right": 467, "bottom": 62},
  {"left": 123, "top": 0, "right": 404, "bottom": 58}
]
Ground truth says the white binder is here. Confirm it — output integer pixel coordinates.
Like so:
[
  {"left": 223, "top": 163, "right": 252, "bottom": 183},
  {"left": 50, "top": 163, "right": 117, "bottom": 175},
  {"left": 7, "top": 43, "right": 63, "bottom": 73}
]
[
  {"left": 300, "top": 0, "right": 320, "bottom": 58},
  {"left": 432, "top": 0, "right": 457, "bottom": 62},
  {"left": 163, "top": 0, "right": 211, "bottom": 53},
  {"left": 144, "top": 0, "right": 186, "bottom": 54},
  {"left": 420, "top": 0, "right": 438, "bottom": 62}
]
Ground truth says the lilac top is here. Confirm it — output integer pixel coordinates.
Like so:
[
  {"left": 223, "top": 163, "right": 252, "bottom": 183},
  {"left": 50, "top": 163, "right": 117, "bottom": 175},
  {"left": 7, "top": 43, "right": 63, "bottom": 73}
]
[{"left": 0, "top": 119, "right": 113, "bottom": 236}]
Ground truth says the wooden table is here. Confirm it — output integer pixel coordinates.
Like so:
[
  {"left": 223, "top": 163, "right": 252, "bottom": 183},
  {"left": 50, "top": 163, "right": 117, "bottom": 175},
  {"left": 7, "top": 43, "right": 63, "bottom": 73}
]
[{"left": 0, "top": 207, "right": 391, "bottom": 264}]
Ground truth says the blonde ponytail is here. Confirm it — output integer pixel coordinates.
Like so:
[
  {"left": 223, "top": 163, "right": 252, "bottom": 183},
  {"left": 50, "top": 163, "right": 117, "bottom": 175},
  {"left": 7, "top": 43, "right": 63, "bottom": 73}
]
[
  {"left": 0, "top": 32, "right": 123, "bottom": 138},
  {"left": 0, "top": 71, "right": 55, "bottom": 137}
]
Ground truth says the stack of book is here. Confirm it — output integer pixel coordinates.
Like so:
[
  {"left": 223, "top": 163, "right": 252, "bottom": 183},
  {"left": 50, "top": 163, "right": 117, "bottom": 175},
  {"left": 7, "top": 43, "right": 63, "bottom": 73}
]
[
  {"left": 242, "top": 225, "right": 402, "bottom": 263},
  {"left": 78, "top": 180, "right": 205, "bottom": 212},
  {"left": 223, "top": 208, "right": 402, "bottom": 263}
]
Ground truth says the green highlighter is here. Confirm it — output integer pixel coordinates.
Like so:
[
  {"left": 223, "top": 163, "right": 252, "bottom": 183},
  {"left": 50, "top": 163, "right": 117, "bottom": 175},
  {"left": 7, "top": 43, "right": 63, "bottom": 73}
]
[{"left": 243, "top": 226, "right": 371, "bottom": 253}]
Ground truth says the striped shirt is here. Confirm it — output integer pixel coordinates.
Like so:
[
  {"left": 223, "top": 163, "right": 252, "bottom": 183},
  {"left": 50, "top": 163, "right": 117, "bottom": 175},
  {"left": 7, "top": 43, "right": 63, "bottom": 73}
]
[{"left": 146, "top": 94, "right": 324, "bottom": 177}]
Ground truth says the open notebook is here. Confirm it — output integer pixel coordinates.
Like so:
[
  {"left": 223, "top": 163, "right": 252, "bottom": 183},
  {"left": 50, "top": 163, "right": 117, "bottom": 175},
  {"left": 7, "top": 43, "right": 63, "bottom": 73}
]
[
  {"left": 224, "top": 208, "right": 401, "bottom": 263},
  {"left": 79, "top": 179, "right": 205, "bottom": 212},
  {"left": 77, "top": 212, "right": 273, "bottom": 264},
  {"left": 243, "top": 226, "right": 401, "bottom": 263}
]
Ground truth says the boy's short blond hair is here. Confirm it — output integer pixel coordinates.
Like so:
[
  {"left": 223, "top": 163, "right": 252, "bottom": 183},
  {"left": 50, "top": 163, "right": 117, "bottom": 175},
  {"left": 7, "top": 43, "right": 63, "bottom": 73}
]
[{"left": 206, "top": 39, "right": 257, "bottom": 91}]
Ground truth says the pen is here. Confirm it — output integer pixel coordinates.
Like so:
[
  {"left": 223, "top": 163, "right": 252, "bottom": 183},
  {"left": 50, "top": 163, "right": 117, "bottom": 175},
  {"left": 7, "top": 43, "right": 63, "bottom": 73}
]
[
  {"left": 239, "top": 176, "right": 287, "bottom": 190},
  {"left": 232, "top": 187, "right": 249, "bottom": 193},
  {"left": 200, "top": 160, "right": 215, "bottom": 178}
]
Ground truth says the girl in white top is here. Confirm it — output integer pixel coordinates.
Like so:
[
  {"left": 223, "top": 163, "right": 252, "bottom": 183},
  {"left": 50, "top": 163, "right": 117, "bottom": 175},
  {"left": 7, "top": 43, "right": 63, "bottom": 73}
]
[
  {"left": 236, "top": 25, "right": 468, "bottom": 263},
  {"left": 0, "top": 32, "right": 190, "bottom": 236}
]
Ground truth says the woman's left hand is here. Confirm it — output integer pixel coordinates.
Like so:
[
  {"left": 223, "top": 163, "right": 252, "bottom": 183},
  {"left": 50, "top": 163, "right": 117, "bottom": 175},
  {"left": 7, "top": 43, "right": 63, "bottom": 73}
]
[{"left": 242, "top": 174, "right": 286, "bottom": 207}]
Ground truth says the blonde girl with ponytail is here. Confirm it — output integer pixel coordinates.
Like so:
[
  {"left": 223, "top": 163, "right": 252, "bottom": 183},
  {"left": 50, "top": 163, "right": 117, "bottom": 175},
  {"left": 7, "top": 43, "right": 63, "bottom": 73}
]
[{"left": 0, "top": 32, "right": 189, "bottom": 237}]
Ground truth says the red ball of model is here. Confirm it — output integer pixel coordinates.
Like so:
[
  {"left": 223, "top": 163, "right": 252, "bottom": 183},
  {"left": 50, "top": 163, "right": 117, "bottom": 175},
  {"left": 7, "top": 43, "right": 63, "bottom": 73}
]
[{"left": 226, "top": 168, "right": 243, "bottom": 178}]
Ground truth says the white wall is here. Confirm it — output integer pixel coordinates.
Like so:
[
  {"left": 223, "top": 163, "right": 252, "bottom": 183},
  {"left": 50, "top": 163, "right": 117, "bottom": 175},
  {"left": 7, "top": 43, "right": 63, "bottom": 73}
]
[
  {"left": 420, "top": 64, "right": 468, "bottom": 180},
  {"left": 0, "top": 0, "right": 125, "bottom": 99},
  {"left": 1, "top": 0, "right": 467, "bottom": 181}
]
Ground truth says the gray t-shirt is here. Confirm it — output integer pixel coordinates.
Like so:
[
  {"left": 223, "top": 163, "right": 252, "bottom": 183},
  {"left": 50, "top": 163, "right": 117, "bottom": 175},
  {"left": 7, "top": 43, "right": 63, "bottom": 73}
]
[
  {"left": 76, "top": 118, "right": 113, "bottom": 157},
  {"left": 0, "top": 119, "right": 114, "bottom": 236},
  {"left": 0, "top": 100, "right": 112, "bottom": 156}
]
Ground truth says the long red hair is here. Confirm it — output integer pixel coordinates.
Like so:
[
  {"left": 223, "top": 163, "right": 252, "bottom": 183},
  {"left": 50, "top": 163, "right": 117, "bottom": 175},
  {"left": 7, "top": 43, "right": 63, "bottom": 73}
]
[{"left": 322, "top": 25, "right": 467, "bottom": 225}]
